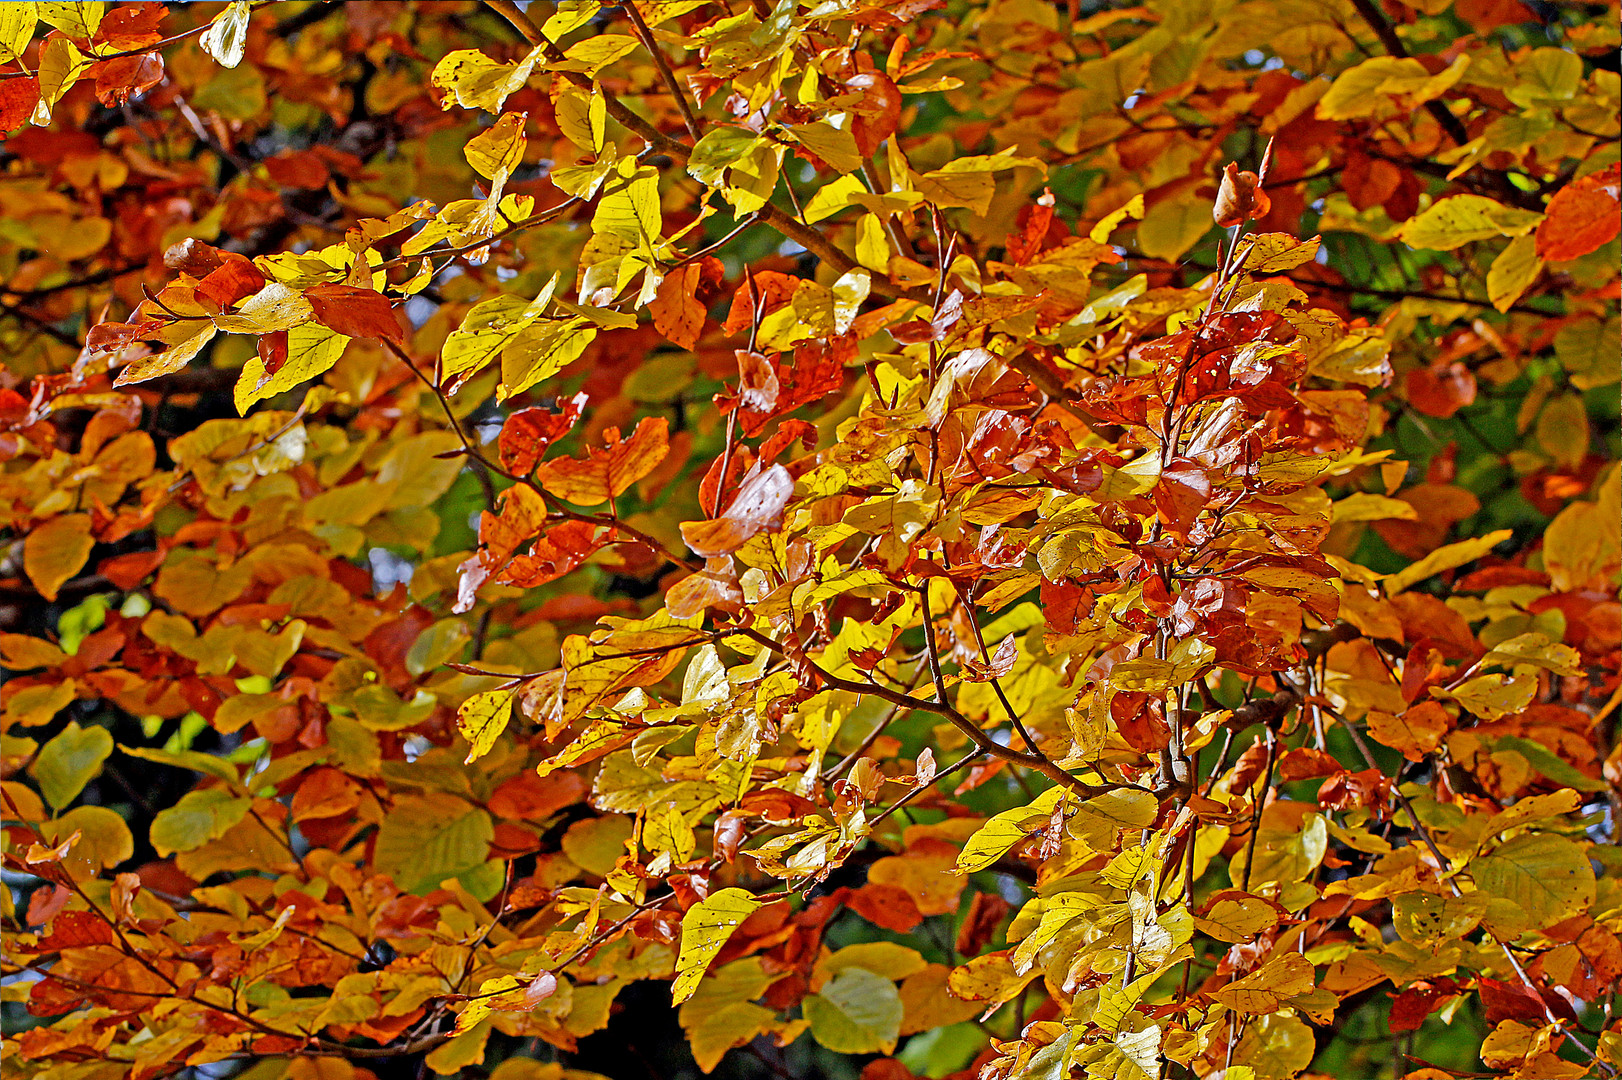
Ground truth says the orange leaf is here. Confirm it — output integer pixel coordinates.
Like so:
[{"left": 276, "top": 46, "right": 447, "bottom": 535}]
[
  {"left": 1535, "top": 163, "right": 1620, "bottom": 261},
  {"left": 650, "top": 261, "right": 707, "bottom": 350},
  {"left": 534, "top": 417, "right": 669, "bottom": 506},
  {"left": 679, "top": 464, "right": 793, "bottom": 556},
  {"left": 23, "top": 515, "right": 94, "bottom": 601}
]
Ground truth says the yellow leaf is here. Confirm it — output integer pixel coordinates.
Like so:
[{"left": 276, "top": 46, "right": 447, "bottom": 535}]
[
  {"left": 2, "top": 680, "right": 76, "bottom": 727},
  {"left": 1384, "top": 529, "right": 1511, "bottom": 594},
  {"left": 819, "top": 943, "right": 927, "bottom": 983},
  {"left": 855, "top": 214, "right": 889, "bottom": 271},
  {"left": 1211, "top": 951, "right": 1314, "bottom": 1013},
  {"left": 945, "top": 950, "right": 1037, "bottom": 1006},
  {"left": 33, "top": 35, "right": 87, "bottom": 126},
  {"left": 29, "top": 720, "right": 113, "bottom": 811},
  {"left": 459, "top": 688, "right": 517, "bottom": 764},
  {"left": 1330, "top": 492, "right": 1418, "bottom": 524},
  {"left": 1437, "top": 672, "right": 1537, "bottom": 720},
  {"left": 431, "top": 47, "right": 545, "bottom": 113},
  {"left": 1396, "top": 195, "right": 1543, "bottom": 251},
  {"left": 1316, "top": 56, "right": 1429, "bottom": 120},
  {"left": 199, "top": 0, "right": 251, "bottom": 69},
  {"left": 36, "top": 1, "right": 101, "bottom": 38},
  {"left": 673, "top": 888, "right": 761, "bottom": 1005},
  {"left": 24, "top": 513, "right": 94, "bottom": 601},
  {"left": 897, "top": 964, "right": 982, "bottom": 1035},
  {"left": 559, "top": 34, "right": 639, "bottom": 77},
  {"left": 593, "top": 159, "right": 661, "bottom": 247},
  {"left": 39, "top": 804, "right": 132, "bottom": 871},
  {"left": 956, "top": 787, "right": 1065, "bottom": 873},
  {"left": 1192, "top": 892, "right": 1283, "bottom": 943},
  {"left": 1089, "top": 194, "right": 1145, "bottom": 243},
  {"left": 0, "top": 634, "right": 66, "bottom": 670},
  {"left": 500, "top": 318, "right": 596, "bottom": 400},
  {"left": 1542, "top": 469, "right": 1619, "bottom": 591},
  {"left": 212, "top": 283, "right": 315, "bottom": 334},
  {"left": 0, "top": 3, "right": 36, "bottom": 64},
  {"left": 1487, "top": 234, "right": 1543, "bottom": 312},
  {"left": 1535, "top": 392, "right": 1588, "bottom": 469},
  {"left": 235, "top": 325, "right": 351, "bottom": 414},
  {"left": 802, "top": 174, "right": 867, "bottom": 223},
  {"left": 1473, "top": 832, "right": 1595, "bottom": 930},
  {"left": 1483, "top": 631, "right": 1581, "bottom": 677},
  {"left": 788, "top": 123, "right": 865, "bottom": 176},
  {"left": 1237, "top": 233, "right": 1321, "bottom": 273},
  {"left": 466, "top": 112, "right": 527, "bottom": 181}
]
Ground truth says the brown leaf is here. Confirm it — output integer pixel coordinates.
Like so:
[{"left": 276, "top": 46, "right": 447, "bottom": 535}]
[{"left": 1213, "top": 162, "right": 1271, "bottom": 228}]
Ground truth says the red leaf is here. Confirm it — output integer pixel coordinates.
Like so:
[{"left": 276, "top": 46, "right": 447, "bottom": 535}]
[
  {"left": 847, "top": 883, "right": 923, "bottom": 932},
  {"left": 256, "top": 331, "right": 289, "bottom": 378},
  {"left": 498, "top": 392, "right": 586, "bottom": 475},
  {"left": 1405, "top": 362, "right": 1476, "bottom": 418},
  {"left": 846, "top": 70, "right": 902, "bottom": 158},
  {"left": 721, "top": 271, "right": 798, "bottom": 336},
  {"left": 1536, "top": 163, "right": 1621, "bottom": 261},
  {"left": 304, "top": 284, "right": 403, "bottom": 343},
  {"left": 1006, "top": 189, "right": 1058, "bottom": 266},
  {"left": 264, "top": 151, "right": 332, "bottom": 190},
  {"left": 0, "top": 78, "right": 39, "bottom": 134},
  {"left": 195, "top": 253, "right": 267, "bottom": 310},
  {"left": 93, "top": 2, "right": 167, "bottom": 51}
]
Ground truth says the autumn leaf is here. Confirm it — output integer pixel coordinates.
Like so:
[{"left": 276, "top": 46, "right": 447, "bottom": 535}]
[
  {"left": 534, "top": 417, "right": 670, "bottom": 506},
  {"left": 458, "top": 687, "right": 517, "bottom": 763},
  {"left": 303, "top": 284, "right": 404, "bottom": 343},
  {"left": 673, "top": 888, "right": 761, "bottom": 1005},
  {"left": 23, "top": 513, "right": 94, "bottom": 601},
  {"left": 1535, "top": 163, "right": 1620, "bottom": 261}
]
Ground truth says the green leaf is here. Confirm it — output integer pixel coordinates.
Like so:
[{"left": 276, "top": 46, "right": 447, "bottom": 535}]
[
  {"left": 804, "top": 967, "right": 903, "bottom": 1055},
  {"left": 122, "top": 745, "right": 242, "bottom": 786},
  {"left": 150, "top": 788, "right": 253, "bottom": 855},
  {"left": 372, "top": 793, "right": 496, "bottom": 894},
  {"left": 29, "top": 721, "right": 113, "bottom": 810},
  {"left": 1490, "top": 735, "right": 1608, "bottom": 792},
  {"left": 672, "top": 887, "right": 760, "bottom": 1005}
]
